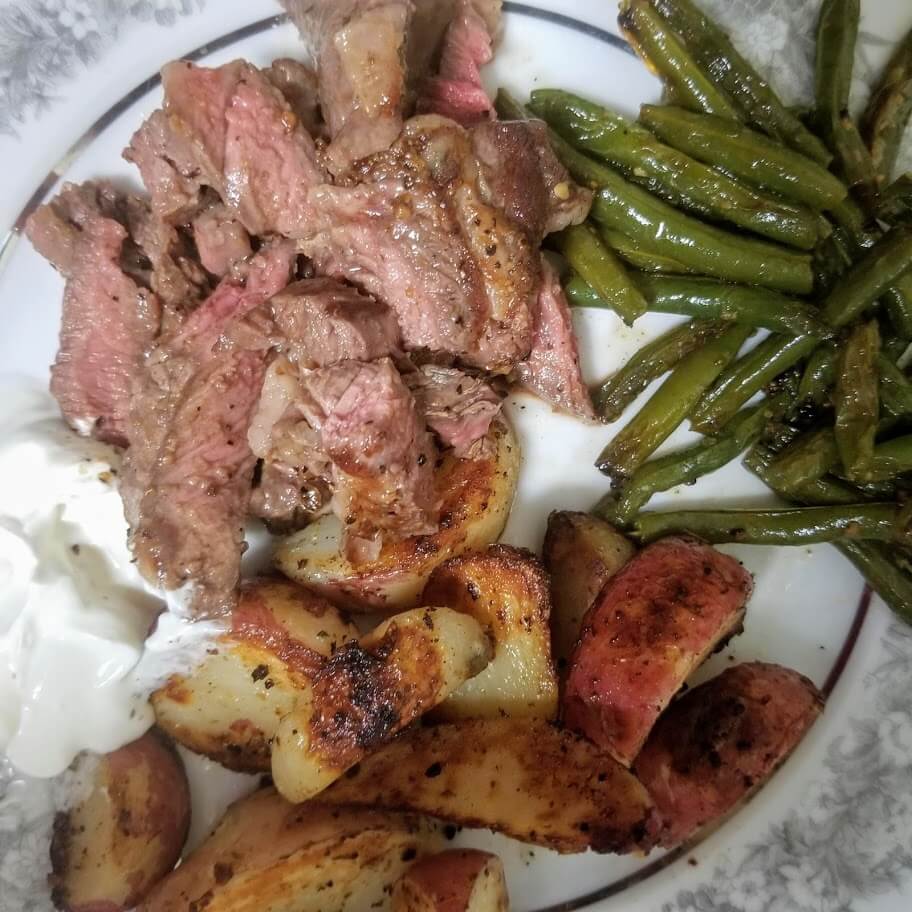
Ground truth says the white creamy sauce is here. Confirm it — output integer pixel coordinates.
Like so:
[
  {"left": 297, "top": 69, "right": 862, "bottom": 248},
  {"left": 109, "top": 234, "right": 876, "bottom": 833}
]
[{"left": 0, "top": 380, "right": 223, "bottom": 778}]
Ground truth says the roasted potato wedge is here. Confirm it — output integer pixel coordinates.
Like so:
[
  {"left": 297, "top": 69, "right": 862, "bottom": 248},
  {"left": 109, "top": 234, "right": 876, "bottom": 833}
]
[
  {"left": 152, "top": 578, "right": 357, "bottom": 772},
  {"left": 422, "top": 545, "right": 558, "bottom": 720},
  {"left": 564, "top": 537, "right": 751, "bottom": 767},
  {"left": 140, "top": 788, "right": 443, "bottom": 912},
  {"left": 635, "top": 662, "right": 823, "bottom": 847},
  {"left": 542, "top": 510, "right": 635, "bottom": 671},
  {"left": 321, "top": 718, "right": 658, "bottom": 854},
  {"left": 392, "top": 850, "right": 509, "bottom": 912},
  {"left": 274, "top": 417, "right": 520, "bottom": 613},
  {"left": 271, "top": 607, "right": 492, "bottom": 803},
  {"left": 51, "top": 732, "right": 190, "bottom": 912}
]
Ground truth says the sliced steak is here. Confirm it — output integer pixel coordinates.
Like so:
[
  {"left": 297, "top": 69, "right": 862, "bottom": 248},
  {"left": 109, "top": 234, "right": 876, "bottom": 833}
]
[
  {"left": 514, "top": 257, "right": 595, "bottom": 420},
  {"left": 127, "top": 60, "right": 323, "bottom": 236},
  {"left": 299, "top": 115, "right": 538, "bottom": 372},
  {"left": 405, "top": 363, "right": 501, "bottom": 455},
  {"left": 270, "top": 277, "right": 400, "bottom": 369},
  {"left": 192, "top": 203, "right": 252, "bottom": 278},
  {"left": 634, "top": 663, "right": 823, "bottom": 847},
  {"left": 563, "top": 537, "right": 753, "bottom": 767},
  {"left": 123, "top": 241, "right": 296, "bottom": 616},
  {"left": 281, "top": 0, "right": 410, "bottom": 176},
  {"left": 264, "top": 57, "right": 322, "bottom": 136},
  {"left": 25, "top": 182, "right": 161, "bottom": 446},
  {"left": 301, "top": 358, "right": 438, "bottom": 562},
  {"left": 418, "top": 0, "right": 502, "bottom": 126},
  {"left": 472, "top": 119, "right": 592, "bottom": 240}
]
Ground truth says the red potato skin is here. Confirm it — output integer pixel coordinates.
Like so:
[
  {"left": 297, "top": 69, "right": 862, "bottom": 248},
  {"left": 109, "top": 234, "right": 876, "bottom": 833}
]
[
  {"left": 563, "top": 536, "right": 752, "bottom": 766},
  {"left": 634, "top": 662, "right": 823, "bottom": 847},
  {"left": 393, "top": 850, "right": 507, "bottom": 912},
  {"left": 50, "top": 732, "right": 191, "bottom": 912}
]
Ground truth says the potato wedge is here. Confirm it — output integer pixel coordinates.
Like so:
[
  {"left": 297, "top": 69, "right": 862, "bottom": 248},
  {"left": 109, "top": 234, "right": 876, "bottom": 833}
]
[
  {"left": 564, "top": 537, "right": 751, "bottom": 767},
  {"left": 422, "top": 545, "right": 557, "bottom": 720},
  {"left": 542, "top": 511, "right": 635, "bottom": 671},
  {"left": 392, "top": 850, "right": 509, "bottom": 912},
  {"left": 51, "top": 732, "right": 190, "bottom": 912},
  {"left": 321, "top": 718, "right": 658, "bottom": 854},
  {"left": 635, "top": 662, "right": 823, "bottom": 847},
  {"left": 152, "top": 578, "right": 357, "bottom": 772},
  {"left": 140, "top": 788, "right": 443, "bottom": 912},
  {"left": 271, "top": 607, "right": 492, "bottom": 803},
  {"left": 274, "top": 417, "right": 520, "bottom": 613}
]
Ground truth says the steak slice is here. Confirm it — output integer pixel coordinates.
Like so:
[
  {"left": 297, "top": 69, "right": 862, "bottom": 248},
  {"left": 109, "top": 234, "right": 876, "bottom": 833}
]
[
  {"left": 270, "top": 277, "right": 400, "bottom": 369},
  {"left": 191, "top": 202, "right": 252, "bottom": 278},
  {"left": 563, "top": 537, "right": 753, "bottom": 767},
  {"left": 299, "top": 115, "right": 538, "bottom": 373},
  {"left": 514, "top": 257, "right": 595, "bottom": 420},
  {"left": 418, "top": 0, "right": 501, "bottom": 126},
  {"left": 123, "top": 241, "right": 296, "bottom": 616},
  {"left": 405, "top": 363, "right": 501, "bottom": 456},
  {"left": 281, "top": 0, "right": 410, "bottom": 176},
  {"left": 472, "top": 119, "right": 592, "bottom": 240},
  {"left": 127, "top": 60, "right": 323, "bottom": 236},
  {"left": 301, "top": 358, "right": 438, "bottom": 562},
  {"left": 25, "top": 182, "right": 161, "bottom": 447},
  {"left": 264, "top": 57, "right": 323, "bottom": 136},
  {"left": 634, "top": 663, "right": 823, "bottom": 847}
]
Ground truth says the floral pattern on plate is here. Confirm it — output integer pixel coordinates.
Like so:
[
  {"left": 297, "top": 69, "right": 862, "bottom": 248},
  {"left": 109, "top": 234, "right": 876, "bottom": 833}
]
[{"left": 0, "top": 0, "right": 205, "bottom": 137}]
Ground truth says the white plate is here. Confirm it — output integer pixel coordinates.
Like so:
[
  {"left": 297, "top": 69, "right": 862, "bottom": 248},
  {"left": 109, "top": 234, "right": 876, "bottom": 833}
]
[{"left": 1, "top": 1, "right": 912, "bottom": 910}]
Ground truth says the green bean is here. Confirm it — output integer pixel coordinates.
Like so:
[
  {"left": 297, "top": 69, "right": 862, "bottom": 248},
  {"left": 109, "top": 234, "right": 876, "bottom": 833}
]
[
  {"left": 875, "top": 174, "right": 912, "bottom": 225},
  {"left": 633, "top": 275, "right": 828, "bottom": 337},
  {"left": 879, "top": 355, "right": 912, "bottom": 418},
  {"left": 813, "top": 232, "right": 854, "bottom": 294},
  {"left": 798, "top": 343, "right": 838, "bottom": 407},
  {"left": 598, "top": 395, "right": 787, "bottom": 524},
  {"left": 567, "top": 273, "right": 827, "bottom": 336},
  {"left": 884, "top": 272, "right": 912, "bottom": 340},
  {"left": 860, "top": 436, "right": 912, "bottom": 482},
  {"left": 555, "top": 224, "right": 646, "bottom": 325},
  {"left": 588, "top": 180, "right": 814, "bottom": 295},
  {"left": 617, "top": 0, "right": 739, "bottom": 118},
  {"left": 648, "top": 0, "right": 832, "bottom": 165},
  {"left": 600, "top": 230, "right": 698, "bottom": 274},
  {"left": 596, "top": 324, "right": 753, "bottom": 482},
  {"left": 632, "top": 503, "right": 909, "bottom": 546},
  {"left": 822, "top": 227, "right": 912, "bottom": 327},
  {"left": 763, "top": 427, "right": 841, "bottom": 492},
  {"left": 834, "top": 321, "right": 881, "bottom": 479},
  {"left": 863, "top": 27, "right": 912, "bottom": 186},
  {"left": 530, "top": 89, "right": 823, "bottom": 250},
  {"left": 837, "top": 542, "right": 912, "bottom": 625},
  {"left": 831, "top": 115, "right": 880, "bottom": 200},
  {"left": 639, "top": 105, "right": 846, "bottom": 211},
  {"left": 690, "top": 334, "right": 821, "bottom": 434},
  {"left": 815, "top": 0, "right": 859, "bottom": 126},
  {"left": 592, "top": 319, "right": 723, "bottom": 422},
  {"left": 828, "top": 198, "right": 878, "bottom": 250}
]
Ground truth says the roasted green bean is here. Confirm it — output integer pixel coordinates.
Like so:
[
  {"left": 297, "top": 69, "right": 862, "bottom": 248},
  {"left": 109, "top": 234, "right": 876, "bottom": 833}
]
[
  {"left": 555, "top": 224, "right": 646, "bottom": 324},
  {"left": 633, "top": 503, "right": 909, "bottom": 546},
  {"left": 691, "top": 334, "right": 821, "bottom": 433},
  {"left": 834, "top": 321, "right": 880, "bottom": 479},
  {"left": 815, "top": 0, "right": 859, "bottom": 126},
  {"left": 879, "top": 355, "right": 912, "bottom": 417},
  {"left": 762, "top": 427, "right": 842, "bottom": 492},
  {"left": 596, "top": 325, "right": 753, "bottom": 482},
  {"left": 598, "top": 395, "right": 787, "bottom": 525},
  {"left": 639, "top": 105, "right": 846, "bottom": 211},
  {"left": 600, "top": 229, "right": 697, "bottom": 274},
  {"left": 860, "top": 436, "right": 912, "bottom": 482},
  {"left": 822, "top": 227, "right": 912, "bottom": 327},
  {"left": 838, "top": 542, "right": 912, "bottom": 624},
  {"left": 617, "top": 0, "right": 739, "bottom": 118},
  {"left": 884, "top": 272, "right": 912, "bottom": 339},
  {"left": 531, "top": 89, "right": 823, "bottom": 249},
  {"left": 863, "top": 27, "right": 912, "bottom": 186},
  {"left": 648, "top": 0, "right": 832, "bottom": 165},
  {"left": 798, "top": 343, "right": 838, "bottom": 407},
  {"left": 592, "top": 319, "right": 723, "bottom": 422},
  {"left": 876, "top": 174, "right": 912, "bottom": 225}
]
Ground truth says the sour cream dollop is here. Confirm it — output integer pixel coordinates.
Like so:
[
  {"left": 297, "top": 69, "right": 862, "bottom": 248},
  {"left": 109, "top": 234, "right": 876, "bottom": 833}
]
[{"left": 0, "top": 381, "right": 221, "bottom": 777}]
